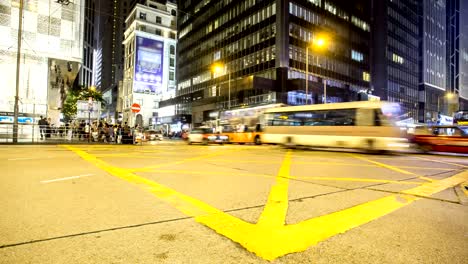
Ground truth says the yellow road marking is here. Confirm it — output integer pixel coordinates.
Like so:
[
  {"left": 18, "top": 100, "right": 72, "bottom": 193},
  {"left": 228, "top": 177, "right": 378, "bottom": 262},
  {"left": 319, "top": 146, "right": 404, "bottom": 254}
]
[
  {"left": 402, "top": 171, "right": 468, "bottom": 197},
  {"left": 146, "top": 169, "right": 423, "bottom": 185},
  {"left": 412, "top": 155, "right": 468, "bottom": 168},
  {"left": 347, "top": 154, "right": 416, "bottom": 176},
  {"left": 144, "top": 169, "right": 275, "bottom": 179},
  {"left": 461, "top": 182, "right": 468, "bottom": 197},
  {"left": 64, "top": 145, "right": 468, "bottom": 261},
  {"left": 129, "top": 149, "right": 241, "bottom": 172},
  {"left": 205, "top": 159, "right": 455, "bottom": 171},
  {"left": 294, "top": 176, "right": 422, "bottom": 185},
  {"left": 257, "top": 151, "right": 292, "bottom": 227}
]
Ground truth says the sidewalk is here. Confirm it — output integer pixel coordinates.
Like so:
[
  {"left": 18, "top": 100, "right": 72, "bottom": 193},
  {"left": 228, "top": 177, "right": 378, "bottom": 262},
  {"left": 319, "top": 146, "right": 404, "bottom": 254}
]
[{"left": 0, "top": 138, "right": 186, "bottom": 145}]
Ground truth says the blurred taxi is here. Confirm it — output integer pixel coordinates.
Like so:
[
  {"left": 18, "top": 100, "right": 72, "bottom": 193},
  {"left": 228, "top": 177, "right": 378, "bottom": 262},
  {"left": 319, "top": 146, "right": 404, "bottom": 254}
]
[
  {"left": 143, "top": 130, "right": 163, "bottom": 141},
  {"left": 187, "top": 128, "right": 228, "bottom": 145},
  {"left": 410, "top": 125, "right": 468, "bottom": 153}
]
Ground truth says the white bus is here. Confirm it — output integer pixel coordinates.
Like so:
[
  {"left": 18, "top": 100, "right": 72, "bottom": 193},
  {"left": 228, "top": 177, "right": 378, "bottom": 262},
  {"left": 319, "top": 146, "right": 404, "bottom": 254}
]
[{"left": 259, "top": 101, "right": 409, "bottom": 152}]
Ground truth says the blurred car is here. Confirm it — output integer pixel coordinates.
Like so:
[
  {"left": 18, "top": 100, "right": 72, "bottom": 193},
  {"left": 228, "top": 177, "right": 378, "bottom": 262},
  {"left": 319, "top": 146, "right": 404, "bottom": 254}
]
[
  {"left": 144, "top": 130, "right": 163, "bottom": 141},
  {"left": 187, "top": 128, "right": 228, "bottom": 145},
  {"left": 410, "top": 125, "right": 468, "bottom": 153}
]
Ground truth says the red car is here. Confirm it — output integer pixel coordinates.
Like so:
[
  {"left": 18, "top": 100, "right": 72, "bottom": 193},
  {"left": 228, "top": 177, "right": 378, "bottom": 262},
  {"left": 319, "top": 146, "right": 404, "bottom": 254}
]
[{"left": 410, "top": 126, "right": 468, "bottom": 153}]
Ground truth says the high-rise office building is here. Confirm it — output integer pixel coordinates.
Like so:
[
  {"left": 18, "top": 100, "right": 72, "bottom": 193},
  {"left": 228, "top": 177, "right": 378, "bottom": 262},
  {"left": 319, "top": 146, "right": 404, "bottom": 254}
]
[
  {"left": 120, "top": 0, "right": 177, "bottom": 127},
  {"left": 79, "top": 0, "right": 96, "bottom": 88},
  {"left": 371, "top": 0, "right": 420, "bottom": 120},
  {"left": 172, "top": 0, "right": 371, "bottom": 127},
  {"left": 418, "top": 0, "right": 448, "bottom": 122}
]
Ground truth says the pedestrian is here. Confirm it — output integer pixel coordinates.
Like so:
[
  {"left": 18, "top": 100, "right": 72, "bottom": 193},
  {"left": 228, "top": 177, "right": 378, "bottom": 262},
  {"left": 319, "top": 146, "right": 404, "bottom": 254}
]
[
  {"left": 108, "top": 124, "right": 115, "bottom": 143},
  {"left": 38, "top": 116, "right": 47, "bottom": 140},
  {"left": 117, "top": 124, "right": 122, "bottom": 144},
  {"left": 45, "top": 118, "right": 52, "bottom": 138}
]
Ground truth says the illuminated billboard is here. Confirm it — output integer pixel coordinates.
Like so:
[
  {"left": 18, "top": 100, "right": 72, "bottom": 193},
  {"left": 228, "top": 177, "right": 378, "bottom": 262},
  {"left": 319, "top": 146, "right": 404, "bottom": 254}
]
[{"left": 134, "top": 36, "right": 164, "bottom": 94}]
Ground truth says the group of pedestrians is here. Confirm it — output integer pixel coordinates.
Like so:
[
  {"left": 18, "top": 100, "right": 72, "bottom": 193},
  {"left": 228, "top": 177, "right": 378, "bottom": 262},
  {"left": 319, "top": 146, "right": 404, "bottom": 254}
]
[
  {"left": 74, "top": 121, "right": 138, "bottom": 143},
  {"left": 37, "top": 117, "right": 141, "bottom": 144},
  {"left": 38, "top": 116, "right": 52, "bottom": 140}
]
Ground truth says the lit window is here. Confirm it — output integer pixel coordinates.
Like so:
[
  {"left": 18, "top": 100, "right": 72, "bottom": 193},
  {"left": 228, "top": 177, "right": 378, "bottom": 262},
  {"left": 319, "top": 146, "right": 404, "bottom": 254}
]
[
  {"left": 325, "top": 2, "right": 337, "bottom": 15},
  {"left": 351, "top": 16, "right": 370, "bottom": 32},
  {"left": 351, "top": 50, "right": 363, "bottom": 62},
  {"left": 392, "top": 53, "right": 404, "bottom": 64},
  {"left": 363, "top": 71, "right": 370, "bottom": 82}
]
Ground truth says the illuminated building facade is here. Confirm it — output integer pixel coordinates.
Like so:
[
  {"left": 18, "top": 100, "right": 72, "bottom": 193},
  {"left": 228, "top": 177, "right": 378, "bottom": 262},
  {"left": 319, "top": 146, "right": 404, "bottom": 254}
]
[
  {"left": 170, "top": 0, "right": 371, "bottom": 127},
  {"left": 0, "top": 0, "right": 84, "bottom": 126},
  {"left": 120, "top": 0, "right": 177, "bottom": 128}
]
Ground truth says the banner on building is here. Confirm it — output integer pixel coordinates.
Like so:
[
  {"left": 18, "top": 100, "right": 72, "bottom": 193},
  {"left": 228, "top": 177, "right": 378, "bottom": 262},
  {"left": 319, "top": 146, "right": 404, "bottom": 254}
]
[
  {"left": 134, "top": 36, "right": 164, "bottom": 94},
  {"left": 47, "top": 58, "right": 80, "bottom": 111}
]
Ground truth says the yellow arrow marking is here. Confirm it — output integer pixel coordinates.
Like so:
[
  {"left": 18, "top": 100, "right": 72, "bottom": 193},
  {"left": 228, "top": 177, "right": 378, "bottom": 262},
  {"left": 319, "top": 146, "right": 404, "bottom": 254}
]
[
  {"left": 257, "top": 151, "right": 292, "bottom": 227},
  {"left": 64, "top": 145, "right": 468, "bottom": 261}
]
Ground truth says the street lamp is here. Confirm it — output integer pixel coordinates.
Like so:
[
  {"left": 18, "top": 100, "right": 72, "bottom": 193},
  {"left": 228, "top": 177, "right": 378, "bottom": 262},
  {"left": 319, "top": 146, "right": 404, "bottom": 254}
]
[
  {"left": 211, "top": 62, "right": 231, "bottom": 109},
  {"left": 305, "top": 35, "right": 328, "bottom": 104}
]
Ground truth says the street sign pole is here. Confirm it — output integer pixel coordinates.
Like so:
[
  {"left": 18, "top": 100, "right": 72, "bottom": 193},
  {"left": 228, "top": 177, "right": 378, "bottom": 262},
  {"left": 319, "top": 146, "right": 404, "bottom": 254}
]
[
  {"left": 88, "top": 97, "right": 93, "bottom": 143},
  {"left": 131, "top": 103, "right": 141, "bottom": 145}
]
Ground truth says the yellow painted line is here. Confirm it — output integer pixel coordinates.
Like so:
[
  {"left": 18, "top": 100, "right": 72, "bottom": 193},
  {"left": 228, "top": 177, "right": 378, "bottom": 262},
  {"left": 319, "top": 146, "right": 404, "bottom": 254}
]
[
  {"left": 204, "top": 159, "right": 456, "bottom": 171},
  {"left": 412, "top": 155, "right": 468, "bottom": 168},
  {"left": 347, "top": 154, "right": 417, "bottom": 176},
  {"left": 64, "top": 145, "right": 468, "bottom": 261},
  {"left": 257, "top": 151, "right": 292, "bottom": 227},
  {"left": 146, "top": 169, "right": 422, "bottom": 185},
  {"left": 402, "top": 170, "right": 468, "bottom": 197},
  {"left": 146, "top": 169, "right": 275, "bottom": 179},
  {"left": 295, "top": 176, "right": 422, "bottom": 185},
  {"left": 461, "top": 182, "right": 468, "bottom": 197},
  {"left": 129, "top": 149, "right": 241, "bottom": 172}
]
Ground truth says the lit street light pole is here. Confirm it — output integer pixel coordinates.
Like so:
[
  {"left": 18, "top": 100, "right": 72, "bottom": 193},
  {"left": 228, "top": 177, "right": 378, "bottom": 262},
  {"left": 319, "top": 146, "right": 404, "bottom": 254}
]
[
  {"left": 305, "top": 35, "right": 327, "bottom": 105},
  {"left": 212, "top": 63, "right": 231, "bottom": 109}
]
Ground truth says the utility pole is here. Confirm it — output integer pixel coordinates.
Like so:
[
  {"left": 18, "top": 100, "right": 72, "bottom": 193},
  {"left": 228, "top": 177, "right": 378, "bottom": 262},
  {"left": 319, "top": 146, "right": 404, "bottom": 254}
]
[{"left": 13, "top": 0, "right": 24, "bottom": 143}]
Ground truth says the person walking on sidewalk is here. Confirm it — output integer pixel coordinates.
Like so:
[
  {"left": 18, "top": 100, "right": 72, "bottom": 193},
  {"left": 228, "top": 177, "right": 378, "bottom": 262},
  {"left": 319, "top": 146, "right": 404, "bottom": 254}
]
[{"left": 38, "top": 116, "right": 47, "bottom": 140}]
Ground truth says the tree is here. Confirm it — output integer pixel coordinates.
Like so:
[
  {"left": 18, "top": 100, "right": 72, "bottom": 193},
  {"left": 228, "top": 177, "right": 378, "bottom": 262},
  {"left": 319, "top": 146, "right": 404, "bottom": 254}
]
[{"left": 61, "top": 86, "right": 106, "bottom": 121}]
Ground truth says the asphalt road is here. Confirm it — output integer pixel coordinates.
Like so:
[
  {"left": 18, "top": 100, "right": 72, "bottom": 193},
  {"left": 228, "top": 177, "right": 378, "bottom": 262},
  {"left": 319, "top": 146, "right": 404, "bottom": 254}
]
[{"left": 1, "top": 143, "right": 467, "bottom": 264}]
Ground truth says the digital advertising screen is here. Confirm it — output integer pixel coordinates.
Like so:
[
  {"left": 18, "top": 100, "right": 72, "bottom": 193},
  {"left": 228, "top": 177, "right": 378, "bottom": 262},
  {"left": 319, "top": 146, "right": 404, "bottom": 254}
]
[{"left": 134, "top": 36, "right": 164, "bottom": 94}]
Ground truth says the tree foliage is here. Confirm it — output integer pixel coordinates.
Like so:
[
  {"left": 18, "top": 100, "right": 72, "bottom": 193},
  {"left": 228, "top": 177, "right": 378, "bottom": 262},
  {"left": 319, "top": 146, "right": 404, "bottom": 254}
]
[{"left": 62, "top": 86, "right": 106, "bottom": 121}]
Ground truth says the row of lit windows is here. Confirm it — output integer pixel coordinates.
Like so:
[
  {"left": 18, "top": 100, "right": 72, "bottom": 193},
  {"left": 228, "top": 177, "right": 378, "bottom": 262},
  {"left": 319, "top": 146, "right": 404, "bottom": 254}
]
[
  {"left": 180, "top": 4, "right": 276, "bottom": 55},
  {"left": 289, "top": 23, "right": 368, "bottom": 64},
  {"left": 180, "top": 23, "right": 276, "bottom": 75},
  {"left": 137, "top": 25, "right": 176, "bottom": 39},
  {"left": 289, "top": 2, "right": 369, "bottom": 33},
  {"left": 180, "top": 0, "right": 273, "bottom": 46},
  {"left": 178, "top": 46, "right": 276, "bottom": 92},
  {"left": 289, "top": 45, "right": 369, "bottom": 83},
  {"left": 206, "top": 1, "right": 274, "bottom": 35}
]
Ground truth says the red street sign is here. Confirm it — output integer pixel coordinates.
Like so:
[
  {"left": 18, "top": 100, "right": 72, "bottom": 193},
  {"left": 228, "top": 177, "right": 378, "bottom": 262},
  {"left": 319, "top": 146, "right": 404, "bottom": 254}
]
[{"left": 131, "top": 103, "right": 141, "bottom": 113}]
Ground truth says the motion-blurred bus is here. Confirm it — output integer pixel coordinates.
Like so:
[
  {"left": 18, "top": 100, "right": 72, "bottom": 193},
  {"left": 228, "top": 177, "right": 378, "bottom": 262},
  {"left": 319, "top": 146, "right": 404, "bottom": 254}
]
[
  {"left": 218, "top": 104, "right": 284, "bottom": 144},
  {"left": 259, "top": 101, "right": 409, "bottom": 152}
]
